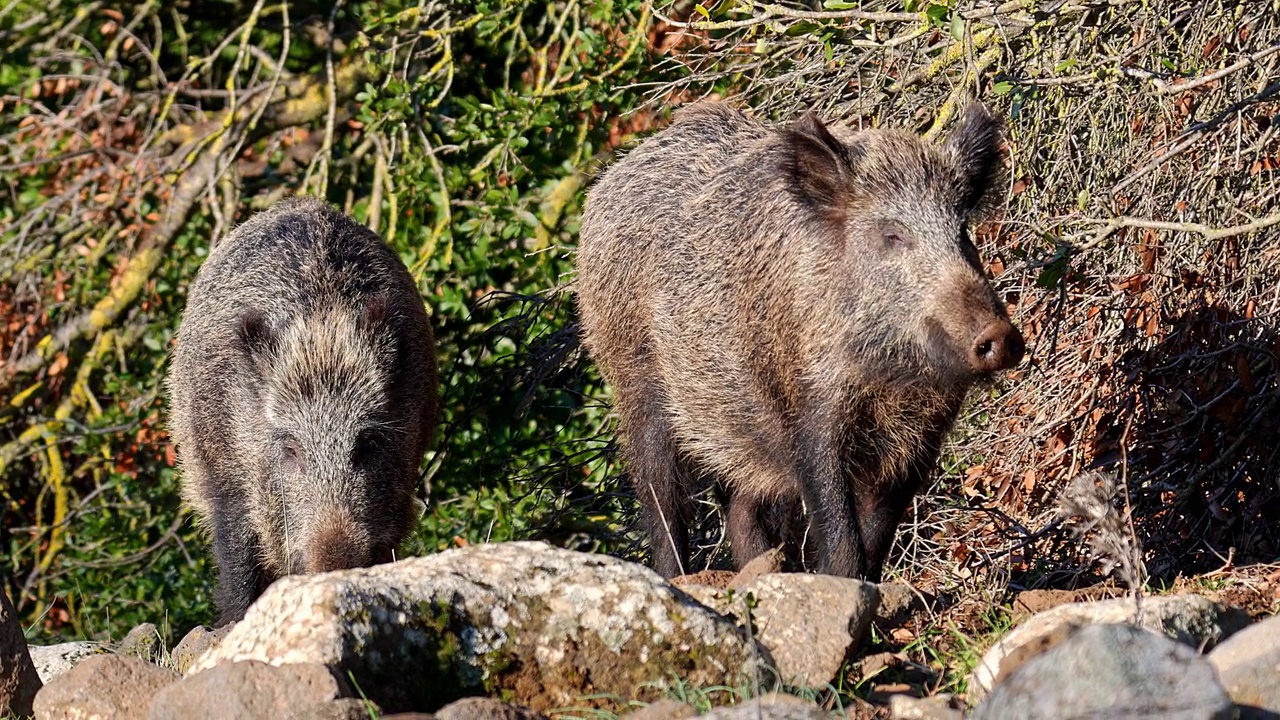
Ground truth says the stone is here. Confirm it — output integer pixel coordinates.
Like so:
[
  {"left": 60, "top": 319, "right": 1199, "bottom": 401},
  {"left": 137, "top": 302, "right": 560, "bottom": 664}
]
[
  {"left": 170, "top": 624, "right": 235, "bottom": 674},
  {"left": 26, "top": 640, "right": 106, "bottom": 684},
  {"left": 622, "top": 698, "right": 699, "bottom": 719},
  {"left": 0, "top": 586, "right": 40, "bottom": 718},
  {"left": 728, "top": 548, "right": 786, "bottom": 590},
  {"left": 889, "top": 694, "right": 961, "bottom": 720},
  {"left": 434, "top": 697, "right": 548, "bottom": 719},
  {"left": 32, "top": 654, "right": 179, "bottom": 720},
  {"left": 695, "top": 573, "right": 880, "bottom": 688},
  {"left": 117, "top": 622, "right": 162, "bottom": 664},
  {"left": 875, "top": 582, "right": 928, "bottom": 628},
  {"left": 679, "top": 583, "right": 725, "bottom": 610},
  {"left": 190, "top": 542, "right": 768, "bottom": 713},
  {"left": 1208, "top": 612, "right": 1280, "bottom": 714},
  {"left": 968, "top": 593, "right": 1249, "bottom": 702},
  {"left": 702, "top": 694, "right": 831, "bottom": 719},
  {"left": 287, "top": 698, "right": 377, "bottom": 720},
  {"left": 671, "top": 570, "right": 738, "bottom": 590},
  {"left": 148, "top": 660, "right": 350, "bottom": 720},
  {"left": 969, "top": 624, "right": 1232, "bottom": 720}
]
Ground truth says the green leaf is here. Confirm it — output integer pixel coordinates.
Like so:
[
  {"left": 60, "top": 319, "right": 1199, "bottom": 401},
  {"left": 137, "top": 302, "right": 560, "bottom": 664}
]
[
  {"left": 785, "top": 21, "right": 821, "bottom": 36},
  {"left": 1035, "top": 250, "right": 1073, "bottom": 289},
  {"left": 694, "top": 4, "right": 711, "bottom": 19},
  {"left": 925, "top": 3, "right": 950, "bottom": 26}
]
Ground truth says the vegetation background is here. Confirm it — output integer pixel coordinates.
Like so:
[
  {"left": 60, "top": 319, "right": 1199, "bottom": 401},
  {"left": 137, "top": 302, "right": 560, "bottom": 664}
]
[{"left": 1, "top": 0, "right": 1277, "bottom": 693}]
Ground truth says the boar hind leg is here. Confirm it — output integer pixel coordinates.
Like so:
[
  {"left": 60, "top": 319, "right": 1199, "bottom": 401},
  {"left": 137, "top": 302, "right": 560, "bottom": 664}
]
[
  {"left": 617, "top": 388, "right": 691, "bottom": 578},
  {"left": 211, "top": 501, "right": 269, "bottom": 626}
]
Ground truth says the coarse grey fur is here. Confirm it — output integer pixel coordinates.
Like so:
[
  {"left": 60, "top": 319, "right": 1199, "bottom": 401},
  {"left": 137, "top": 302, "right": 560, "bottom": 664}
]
[
  {"left": 168, "top": 196, "right": 438, "bottom": 624},
  {"left": 576, "top": 102, "right": 1024, "bottom": 580}
]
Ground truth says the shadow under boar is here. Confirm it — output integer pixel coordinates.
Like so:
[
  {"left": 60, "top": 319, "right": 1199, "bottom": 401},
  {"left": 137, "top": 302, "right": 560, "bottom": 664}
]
[
  {"left": 576, "top": 102, "right": 1025, "bottom": 580},
  {"left": 168, "top": 197, "right": 439, "bottom": 624}
]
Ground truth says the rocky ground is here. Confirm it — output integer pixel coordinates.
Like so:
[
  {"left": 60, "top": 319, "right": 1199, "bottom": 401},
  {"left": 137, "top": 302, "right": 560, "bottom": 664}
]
[{"left": 2, "top": 541, "right": 1277, "bottom": 719}]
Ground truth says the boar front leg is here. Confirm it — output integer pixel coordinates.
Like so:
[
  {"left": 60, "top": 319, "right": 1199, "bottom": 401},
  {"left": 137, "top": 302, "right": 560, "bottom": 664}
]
[
  {"left": 726, "top": 491, "right": 775, "bottom": 569},
  {"left": 211, "top": 495, "right": 270, "bottom": 626},
  {"left": 857, "top": 444, "right": 938, "bottom": 582},
  {"left": 794, "top": 400, "right": 865, "bottom": 578}
]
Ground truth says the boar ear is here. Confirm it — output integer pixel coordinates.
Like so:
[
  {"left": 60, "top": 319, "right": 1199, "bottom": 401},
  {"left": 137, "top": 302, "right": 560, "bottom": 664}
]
[
  {"left": 235, "top": 309, "right": 276, "bottom": 366},
  {"left": 360, "top": 291, "right": 390, "bottom": 330},
  {"left": 359, "top": 292, "right": 402, "bottom": 370},
  {"left": 785, "top": 112, "right": 859, "bottom": 215},
  {"left": 942, "top": 103, "right": 1005, "bottom": 215}
]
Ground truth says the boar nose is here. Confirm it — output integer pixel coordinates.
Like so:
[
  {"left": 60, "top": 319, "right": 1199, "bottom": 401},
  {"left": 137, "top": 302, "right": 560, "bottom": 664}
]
[
  {"left": 304, "top": 518, "right": 370, "bottom": 574},
  {"left": 969, "top": 319, "right": 1025, "bottom": 374}
]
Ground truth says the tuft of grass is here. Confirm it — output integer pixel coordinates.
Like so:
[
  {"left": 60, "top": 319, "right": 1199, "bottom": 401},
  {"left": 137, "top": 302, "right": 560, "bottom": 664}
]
[{"left": 905, "top": 606, "right": 1014, "bottom": 697}]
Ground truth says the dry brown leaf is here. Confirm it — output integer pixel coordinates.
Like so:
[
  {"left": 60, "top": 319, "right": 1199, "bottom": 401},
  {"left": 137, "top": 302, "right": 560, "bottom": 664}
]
[{"left": 47, "top": 352, "right": 69, "bottom": 376}]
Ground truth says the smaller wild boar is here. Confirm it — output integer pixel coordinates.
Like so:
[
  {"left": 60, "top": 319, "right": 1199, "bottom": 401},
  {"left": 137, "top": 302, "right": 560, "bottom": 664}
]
[
  {"left": 576, "top": 102, "right": 1024, "bottom": 580},
  {"left": 168, "top": 197, "right": 438, "bottom": 624}
]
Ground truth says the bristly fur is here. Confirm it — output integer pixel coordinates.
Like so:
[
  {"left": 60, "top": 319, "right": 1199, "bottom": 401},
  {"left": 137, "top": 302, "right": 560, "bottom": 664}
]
[
  {"left": 167, "top": 196, "right": 439, "bottom": 624},
  {"left": 575, "top": 102, "right": 1022, "bottom": 580}
]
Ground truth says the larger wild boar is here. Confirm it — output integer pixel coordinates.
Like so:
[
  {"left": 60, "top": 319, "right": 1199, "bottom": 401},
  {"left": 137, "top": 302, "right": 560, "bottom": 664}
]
[
  {"left": 168, "top": 197, "right": 438, "bottom": 624},
  {"left": 576, "top": 102, "right": 1024, "bottom": 580}
]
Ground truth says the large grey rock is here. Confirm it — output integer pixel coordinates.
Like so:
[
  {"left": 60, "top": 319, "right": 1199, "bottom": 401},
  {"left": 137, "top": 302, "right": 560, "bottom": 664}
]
[
  {"left": 190, "top": 542, "right": 768, "bottom": 713},
  {"left": 148, "top": 660, "right": 350, "bottom": 719},
  {"left": 968, "top": 593, "right": 1248, "bottom": 701},
  {"left": 690, "top": 573, "right": 880, "bottom": 689},
  {"left": 970, "top": 623, "right": 1232, "bottom": 720},
  {"left": 701, "top": 694, "right": 831, "bottom": 719},
  {"left": 1208, "top": 612, "right": 1280, "bottom": 715},
  {"left": 32, "top": 654, "right": 179, "bottom": 720},
  {"left": 26, "top": 640, "right": 106, "bottom": 684},
  {"left": 1, "top": 587, "right": 40, "bottom": 718},
  {"left": 169, "top": 624, "right": 235, "bottom": 674}
]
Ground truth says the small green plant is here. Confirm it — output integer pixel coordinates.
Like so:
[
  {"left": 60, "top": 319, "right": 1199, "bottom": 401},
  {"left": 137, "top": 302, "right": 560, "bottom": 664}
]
[{"left": 346, "top": 671, "right": 381, "bottom": 719}]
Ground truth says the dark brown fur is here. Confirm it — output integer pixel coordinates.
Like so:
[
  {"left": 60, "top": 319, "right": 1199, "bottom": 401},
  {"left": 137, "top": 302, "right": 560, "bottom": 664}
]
[
  {"left": 168, "top": 197, "right": 439, "bottom": 624},
  {"left": 575, "top": 102, "right": 1024, "bottom": 580}
]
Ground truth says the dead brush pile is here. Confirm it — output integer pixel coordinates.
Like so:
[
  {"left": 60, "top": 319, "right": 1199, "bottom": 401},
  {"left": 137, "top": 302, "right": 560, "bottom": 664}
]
[{"left": 647, "top": 0, "right": 1280, "bottom": 589}]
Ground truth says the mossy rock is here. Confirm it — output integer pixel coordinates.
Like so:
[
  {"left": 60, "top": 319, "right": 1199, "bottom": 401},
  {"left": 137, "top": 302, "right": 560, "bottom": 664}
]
[{"left": 189, "top": 542, "right": 770, "bottom": 713}]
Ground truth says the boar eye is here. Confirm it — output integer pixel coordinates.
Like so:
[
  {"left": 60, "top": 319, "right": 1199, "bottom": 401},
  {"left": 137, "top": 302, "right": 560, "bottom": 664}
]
[
  {"left": 880, "top": 224, "right": 911, "bottom": 249},
  {"left": 353, "top": 430, "right": 383, "bottom": 467},
  {"left": 278, "top": 436, "right": 305, "bottom": 472}
]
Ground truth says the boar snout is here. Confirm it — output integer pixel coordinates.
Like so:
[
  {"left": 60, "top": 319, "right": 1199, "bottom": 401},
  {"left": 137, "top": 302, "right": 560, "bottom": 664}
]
[
  {"left": 303, "top": 512, "right": 372, "bottom": 574},
  {"left": 969, "top": 318, "right": 1024, "bottom": 374}
]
